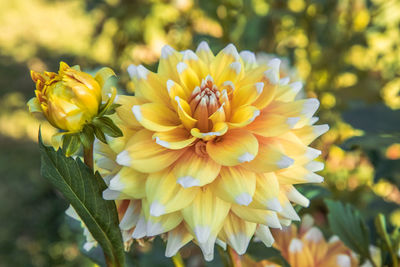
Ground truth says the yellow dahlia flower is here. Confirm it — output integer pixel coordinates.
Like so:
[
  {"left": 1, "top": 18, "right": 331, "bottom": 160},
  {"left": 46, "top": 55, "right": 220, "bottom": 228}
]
[
  {"left": 245, "top": 215, "right": 358, "bottom": 267},
  {"left": 28, "top": 62, "right": 109, "bottom": 132},
  {"left": 107, "top": 42, "right": 329, "bottom": 260}
]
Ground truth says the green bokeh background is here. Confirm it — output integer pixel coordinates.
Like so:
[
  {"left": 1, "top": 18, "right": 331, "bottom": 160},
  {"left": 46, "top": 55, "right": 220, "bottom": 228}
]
[{"left": 0, "top": 0, "right": 399, "bottom": 266}]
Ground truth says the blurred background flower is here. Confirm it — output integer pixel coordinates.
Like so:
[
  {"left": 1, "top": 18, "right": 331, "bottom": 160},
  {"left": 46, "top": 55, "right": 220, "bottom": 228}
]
[{"left": 1, "top": 0, "right": 399, "bottom": 266}]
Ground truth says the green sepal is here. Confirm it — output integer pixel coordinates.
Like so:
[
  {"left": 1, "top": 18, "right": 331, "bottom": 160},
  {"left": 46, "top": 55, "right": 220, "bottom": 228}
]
[
  {"left": 38, "top": 130, "right": 125, "bottom": 267},
  {"left": 62, "top": 133, "right": 81, "bottom": 156},
  {"left": 93, "top": 125, "right": 107, "bottom": 144},
  {"left": 98, "top": 87, "right": 117, "bottom": 117},
  {"left": 79, "top": 125, "right": 95, "bottom": 149},
  {"left": 93, "top": 116, "right": 123, "bottom": 138}
]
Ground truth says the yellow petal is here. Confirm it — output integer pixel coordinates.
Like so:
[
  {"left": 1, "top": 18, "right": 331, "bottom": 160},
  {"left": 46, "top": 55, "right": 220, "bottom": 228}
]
[
  {"left": 182, "top": 50, "right": 209, "bottom": 80},
  {"left": 142, "top": 199, "right": 183, "bottom": 236},
  {"left": 175, "top": 96, "right": 197, "bottom": 130},
  {"left": 231, "top": 205, "right": 281, "bottom": 229},
  {"left": 291, "top": 124, "right": 329, "bottom": 145},
  {"left": 173, "top": 148, "right": 221, "bottom": 188},
  {"left": 210, "top": 166, "right": 256, "bottom": 206},
  {"left": 196, "top": 41, "right": 215, "bottom": 65},
  {"left": 116, "top": 95, "right": 147, "bottom": 129},
  {"left": 287, "top": 238, "right": 315, "bottom": 267},
  {"left": 153, "top": 127, "right": 196, "bottom": 150},
  {"left": 246, "top": 111, "right": 300, "bottom": 137},
  {"left": 276, "top": 166, "right": 324, "bottom": 184},
  {"left": 231, "top": 82, "right": 264, "bottom": 108},
  {"left": 108, "top": 167, "right": 147, "bottom": 198},
  {"left": 146, "top": 168, "right": 199, "bottom": 216},
  {"left": 215, "top": 61, "right": 244, "bottom": 86},
  {"left": 158, "top": 45, "right": 183, "bottom": 83},
  {"left": 206, "top": 130, "right": 259, "bottom": 166},
  {"left": 228, "top": 105, "right": 260, "bottom": 128},
  {"left": 249, "top": 172, "right": 281, "bottom": 212},
  {"left": 241, "top": 137, "right": 294, "bottom": 173},
  {"left": 167, "top": 79, "right": 189, "bottom": 106},
  {"left": 129, "top": 64, "right": 171, "bottom": 107},
  {"left": 210, "top": 44, "right": 240, "bottom": 79},
  {"left": 176, "top": 62, "right": 200, "bottom": 92},
  {"left": 181, "top": 187, "right": 230, "bottom": 244},
  {"left": 94, "top": 67, "right": 116, "bottom": 89},
  {"left": 132, "top": 102, "right": 180, "bottom": 132},
  {"left": 117, "top": 129, "right": 186, "bottom": 173},
  {"left": 165, "top": 223, "right": 194, "bottom": 257},
  {"left": 218, "top": 212, "right": 257, "bottom": 255},
  {"left": 190, "top": 122, "right": 228, "bottom": 141}
]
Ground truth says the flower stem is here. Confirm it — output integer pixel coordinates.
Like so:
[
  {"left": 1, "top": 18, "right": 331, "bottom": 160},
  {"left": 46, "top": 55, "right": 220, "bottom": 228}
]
[
  {"left": 172, "top": 252, "right": 185, "bottom": 267},
  {"left": 228, "top": 247, "right": 242, "bottom": 267},
  {"left": 83, "top": 143, "right": 94, "bottom": 170}
]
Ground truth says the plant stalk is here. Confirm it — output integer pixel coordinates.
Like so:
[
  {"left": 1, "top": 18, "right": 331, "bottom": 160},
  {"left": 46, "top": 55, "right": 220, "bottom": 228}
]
[
  {"left": 83, "top": 143, "right": 94, "bottom": 170},
  {"left": 228, "top": 247, "right": 242, "bottom": 267},
  {"left": 172, "top": 252, "right": 185, "bottom": 267}
]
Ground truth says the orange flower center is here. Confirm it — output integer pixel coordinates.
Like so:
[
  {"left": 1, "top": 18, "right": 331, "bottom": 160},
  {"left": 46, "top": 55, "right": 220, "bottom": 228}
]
[{"left": 189, "top": 76, "right": 221, "bottom": 132}]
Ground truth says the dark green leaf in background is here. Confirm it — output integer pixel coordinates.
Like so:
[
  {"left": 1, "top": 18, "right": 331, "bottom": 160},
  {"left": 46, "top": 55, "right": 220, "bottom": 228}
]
[
  {"left": 246, "top": 242, "right": 290, "bottom": 267},
  {"left": 325, "top": 199, "right": 371, "bottom": 264},
  {"left": 39, "top": 131, "right": 125, "bottom": 267}
]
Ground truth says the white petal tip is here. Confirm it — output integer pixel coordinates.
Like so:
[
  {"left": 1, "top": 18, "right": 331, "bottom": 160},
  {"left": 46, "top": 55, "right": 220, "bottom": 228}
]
[
  {"left": 194, "top": 226, "right": 211, "bottom": 244},
  {"left": 182, "top": 50, "right": 198, "bottom": 61},
  {"left": 238, "top": 152, "right": 255, "bottom": 163},
  {"left": 131, "top": 105, "right": 142, "bottom": 122},
  {"left": 230, "top": 62, "right": 242, "bottom": 74},
  {"left": 286, "top": 117, "right": 300, "bottom": 128},
  {"left": 266, "top": 197, "right": 282, "bottom": 212},
  {"left": 150, "top": 202, "right": 166, "bottom": 217},
  {"left": 290, "top": 81, "right": 303, "bottom": 93},
  {"left": 255, "top": 82, "right": 264, "bottom": 94},
  {"left": 277, "top": 155, "right": 294, "bottom": 169},
  {"left": 304, "top": 227, "right": 324, "bottom": 243},
  {"left": 102, "top": 189, "right": 120, "bottom": 200},
  {"left": 196, "top": 41, "right": 211, "bottom": 52},
  {"left": 116, "top": 150, "right": 131, "bottom": 166},
  {"left": 289, "top": 238, "right": 303, "bottom": 253},
  {"left": 337, "top": 254, "right": 351, "bottom": 267},
  {"left": 161, "top": 45, "right": 175, "bottom": 58},
  {"left": 136, "top": 65, "right": 149, "bottom": 80},
  {"left": 127, "top": 64, "right": 137, "bottom": 78},
  {"left": 235, "top": 193, "right": 253, "bottom": 206},
  {"left": 177, "top": 176, "right": 200, "bottom": 188},
  {"left": 177, "top": 62, "right": 188, "bottom": 74},
  {"left": 154, "top": 136, "right": 170, "bottom": 148},
  {"left": 314, "top": 124, "right": 329, "bottom": 136},
  {"left": 240, "top": 51, "right": 256, "bottom": 64}
]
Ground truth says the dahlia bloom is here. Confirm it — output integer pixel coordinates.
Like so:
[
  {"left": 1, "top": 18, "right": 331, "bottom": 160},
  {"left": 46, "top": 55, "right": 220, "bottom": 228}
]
[
  {"left": 245, "top": 215, "right": 359, "bottom": 267},
  {"left": 107, "top": 42, "right": 328, "bottom": 260}
]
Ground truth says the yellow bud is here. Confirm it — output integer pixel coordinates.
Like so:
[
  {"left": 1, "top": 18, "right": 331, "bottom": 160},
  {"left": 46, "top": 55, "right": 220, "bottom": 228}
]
[{"left": 28, "top": 62, "right": 102, "bottom": 132}]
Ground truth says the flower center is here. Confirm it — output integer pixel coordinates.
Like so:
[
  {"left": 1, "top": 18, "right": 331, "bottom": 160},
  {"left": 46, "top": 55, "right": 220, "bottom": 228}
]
[{"left": 188, "top": 76, "right": 221, "bottom": 132}]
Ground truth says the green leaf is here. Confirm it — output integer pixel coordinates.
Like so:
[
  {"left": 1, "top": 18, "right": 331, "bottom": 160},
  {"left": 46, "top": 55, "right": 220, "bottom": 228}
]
[
  {"left": 62, "top": 134, "right": 81, "bottom": 156},
  {"left": 93, "top": 117, "right": 123, "bottom": 138},
  {"left": 325, "top": 199, "right": 371, "bottom": 263},
  {"left": 38, "top": 131, "right": 125, "bottom": 267},
  {"left": 246, "top": 242, "right": 290, "bottom": 267}
]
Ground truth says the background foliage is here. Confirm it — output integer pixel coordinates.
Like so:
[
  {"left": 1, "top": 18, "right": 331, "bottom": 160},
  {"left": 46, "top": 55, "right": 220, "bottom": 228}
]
[{"left": 0, "top": 0, "right": 399, "bottom": 266}]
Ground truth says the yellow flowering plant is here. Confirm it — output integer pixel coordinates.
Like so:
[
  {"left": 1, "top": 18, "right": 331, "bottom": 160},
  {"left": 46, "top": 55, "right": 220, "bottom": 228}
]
[{"left": 28, "top": 42, "right": 331, "bottom": 267}]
